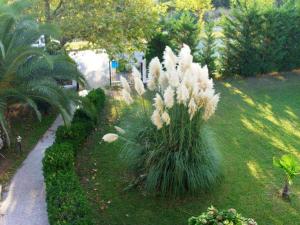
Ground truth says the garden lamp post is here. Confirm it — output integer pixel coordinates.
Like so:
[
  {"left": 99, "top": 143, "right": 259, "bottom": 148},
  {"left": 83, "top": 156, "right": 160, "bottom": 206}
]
[{"left": 16, "top": 136, "right": 22, "bottom": 154}]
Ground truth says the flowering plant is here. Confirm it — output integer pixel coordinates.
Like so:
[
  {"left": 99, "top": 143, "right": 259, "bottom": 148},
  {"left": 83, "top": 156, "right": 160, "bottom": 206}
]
[
  {"left": 188, "top": 206, "right": 257, "bottom": 225},
  {"left": 103, "top": 45, "right": 221, "bottom": 195}
]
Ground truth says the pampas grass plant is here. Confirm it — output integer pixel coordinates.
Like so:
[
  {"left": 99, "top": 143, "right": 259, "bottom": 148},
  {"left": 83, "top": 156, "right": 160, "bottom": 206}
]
[{"left": 103, "top": 45, "right": 221, "bottom": 196}]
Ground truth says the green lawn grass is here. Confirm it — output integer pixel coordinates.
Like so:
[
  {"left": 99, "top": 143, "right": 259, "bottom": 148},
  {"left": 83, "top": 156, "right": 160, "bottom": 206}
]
[
  {"left": 0, "top": 109, "right": 57, "bottom": 185},
  {"left": 76, "top": 72, "right": 300, "bottom": 225}
]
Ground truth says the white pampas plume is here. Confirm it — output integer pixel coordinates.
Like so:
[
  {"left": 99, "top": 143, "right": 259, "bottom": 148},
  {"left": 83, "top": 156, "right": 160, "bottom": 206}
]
[
  {"left": 132, "top": 67, "right": 145, "bottom": 96},
  {"left": 178, "top": 44, "right": 193, "bottom": 73},
  {"left": 163, "top": 86, "right": 174, "bottom": 109},
  {"left": 148, "top": 78, "right": 157, "bottom": 91},
  {"left": 168, "top": 69, "right": 180, "bottom": 87},
  {"left": 121, "top": 89, "right": 133, "bottom": 105},
  {"left": 114, "top": 126, "right": 125, "bottom": 134},
  {"left": 188, "top": 98, "right": 198, "bottom": 120},
  {"left": 161, "top": 111, "right": 171, "bottom": 125},
  {"left": 102, "top": 133, "right": 119, "bottom": 143},
  {"left": 203, "top": 94, "right": 220, "bottom": 121},
  {"left": 158, "top": 72, "right": 169, "bottom": 90},
  {"left": 163, "top": 46, "right": 178, "bottom": 71},
  {"left": 149, "top": 57, "right": 162, "bottom": 79},
  {"left": 120, "top": 76, "right": 131, "bottom": 93},
  {"left": 151, "top": 109, "right": 163, "bottom": 130},
  {"left": 176, "top": 83, "right": 190, "bottom": 105},
  {"left": 153, "top": 93, "right": 164, "bottom": 112}
]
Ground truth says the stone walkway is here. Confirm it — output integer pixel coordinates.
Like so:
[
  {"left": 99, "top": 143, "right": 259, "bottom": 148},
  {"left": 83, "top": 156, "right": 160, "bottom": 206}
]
[{"left": 0, "top": 116, "right": 63, "bottom": 225}]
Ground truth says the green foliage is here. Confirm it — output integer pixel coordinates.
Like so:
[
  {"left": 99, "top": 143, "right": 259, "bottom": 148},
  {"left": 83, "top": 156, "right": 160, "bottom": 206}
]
[
  {"left": 146, "top": 11, "right": 201, "bottom": 62},
  {"left": 188, "top": 206, "right": 257, "bottom": 225},
  {"left": 196, "top": 21, "right": 217, "bottom": 77},
  {"left": 220, "top": 2, "right": 300, "bottom": 77},
  {"left": 212, "top": 0, "right": 230, "bottom": 8},
  {"left": 273, "top": 154, "right": 300, "bottom": 185},
  {"left": 45, "top": 171, "right": 94, "bottom": 225},
  {"left": 86, "top": 88, "right": 106, "bottom": 111},
  {"left": 43, "top": 143, "right": 74, "bottom": 177},
  {"left": 43, "top": 88, "right": 105, "bottom": 225},
  {"left": 30, "top": 0, "right": 161, "bottom": 54},
  {"left": 121, "top": 105, "right": 221, "bottom": 196},
  {"left": 0, "top": 1, "right": 85, "bottom": 146}
]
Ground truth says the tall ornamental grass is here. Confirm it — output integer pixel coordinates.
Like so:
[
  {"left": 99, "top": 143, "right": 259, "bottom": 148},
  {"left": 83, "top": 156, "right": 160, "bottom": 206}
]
[{"left": 103, "top": 45, "right": 221, "bottom": 196}]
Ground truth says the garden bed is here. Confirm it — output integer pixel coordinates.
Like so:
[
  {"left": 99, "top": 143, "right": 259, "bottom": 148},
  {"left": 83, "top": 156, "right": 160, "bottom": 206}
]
[{"left": 77, "top": 72, "right": 300, "bottom": 225}]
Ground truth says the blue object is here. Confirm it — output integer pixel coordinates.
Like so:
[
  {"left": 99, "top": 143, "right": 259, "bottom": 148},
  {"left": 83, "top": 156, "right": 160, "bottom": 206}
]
[{"left": 111, "top": 60, "right": 119, "bottom": 69}]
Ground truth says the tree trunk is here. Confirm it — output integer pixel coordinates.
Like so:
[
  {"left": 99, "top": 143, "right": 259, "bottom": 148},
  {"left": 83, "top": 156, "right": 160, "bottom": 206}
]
[
  {"left": 282, "top": 180, "right": 289, "bottom": 199},
  {"left": 44, "top": 0, "right": 51, "bottom": 46}
]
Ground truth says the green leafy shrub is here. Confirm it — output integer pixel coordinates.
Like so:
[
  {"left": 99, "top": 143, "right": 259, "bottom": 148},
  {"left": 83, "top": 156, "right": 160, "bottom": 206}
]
[
  {"left": 55, "top": 122, "right": 93, "bottom": 150},
  {"left": 43, "top": 87, "right": 105, "bottom": 225},
  {"left": 86, "top": 88, "right": 106, "bottom": 111},
  {"left": 220, "top": 3, "right": 300, "bottom": 77},
  {"left": 188, "top": 206, "right": 257, "bottom": 225},
  {"left": 45, "top": 171, "right": 93, "bottom": 225},
  {"left": 195, "top": 21, "right": 217, "bottom": 77},
  {"left": 43, "top": 143, "right": 74, "bottom": 176}
]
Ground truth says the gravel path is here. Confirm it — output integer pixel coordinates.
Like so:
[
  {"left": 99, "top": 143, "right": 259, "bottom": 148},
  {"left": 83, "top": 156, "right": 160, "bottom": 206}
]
[{"left": 0, "top": 116, "right": 63, "bottom": 225}]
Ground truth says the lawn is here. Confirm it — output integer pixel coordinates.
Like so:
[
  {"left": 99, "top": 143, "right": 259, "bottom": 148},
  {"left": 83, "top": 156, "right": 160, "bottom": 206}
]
[
  {"left": 76, "top": 72, "right": 300, "bottom": 225},
  {"left": 0, "top": 108, "right": 57, "bottom": 185}
]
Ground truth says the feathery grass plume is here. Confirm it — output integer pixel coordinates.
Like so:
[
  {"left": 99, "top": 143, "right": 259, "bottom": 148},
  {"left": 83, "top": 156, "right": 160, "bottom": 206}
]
[
  {"left": 161, "top": 111, "right": 171, "bottom": 125},
  {"left": 132, "top": 67, "right": 145, "bottom": 96},
  {"left": 153, "top": 93, "right": 164, "bottom": 112},
  {"left": 120, "top": 76, "right": 131, "bottom": 93},
  {"left": 163, "top": 46, "right": 178, "bottom": 71},
  {"left": 121, "top": 89, "right": 133, "bottom": 105},
  {"left": 102, "top": 133, "right": 119, "bottom": 143},
  {"left": 203, "top": 94, "right": 220, "bottom": 121},
  {"left": 151, "top": 109, "right": 163, "bottom": 129},
  {"left": 148, "top": 78, "right": 157, "bottom": 91},
  {"left": 176, "top": 83, "right": 190, "bottom": 105},
  {"left": 178, "top": 44, "right": 193, "bottom": 73},
  {"left": 188, "top": 98, "right": 197, "bottom": 120},
  {"left": 163, "top": 86, "right": 174, "bottom": 109},
  {"left": 114, "top": 126, "right": 125, "bottom": 134},
  {"left": 158, "top": 72, "right": 169, "bottom": 91},
  {"left": 149, "top": 57, "right": 162, "bottom": 79},
  {"left": 114, "top": 45, "right": 221, "bottom": 196}
]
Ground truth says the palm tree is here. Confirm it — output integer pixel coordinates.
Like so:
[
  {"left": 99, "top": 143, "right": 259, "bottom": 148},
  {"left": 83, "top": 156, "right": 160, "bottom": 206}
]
[
  {"left": 0, "top": 1, "right": 85, "bottom": 146},
  {"left": 273, "top": 154, "right": 300, "bottom": 199}
]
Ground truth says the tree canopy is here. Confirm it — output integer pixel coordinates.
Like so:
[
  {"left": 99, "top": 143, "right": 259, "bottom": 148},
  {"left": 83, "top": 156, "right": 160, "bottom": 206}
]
[{"left": 30, "top": 0, "right": 161, "bottom": 54}]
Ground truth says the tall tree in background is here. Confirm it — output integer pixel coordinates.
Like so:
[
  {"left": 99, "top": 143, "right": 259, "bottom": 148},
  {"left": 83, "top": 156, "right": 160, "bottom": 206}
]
[{"left": 31, "top": 0, "right": 161, "bottom": 54}]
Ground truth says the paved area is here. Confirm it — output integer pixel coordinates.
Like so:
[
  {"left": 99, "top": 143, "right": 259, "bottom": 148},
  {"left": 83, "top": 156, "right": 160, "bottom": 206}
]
[{"left": 0, "top": 116, "right": 63, "bottom": 225}]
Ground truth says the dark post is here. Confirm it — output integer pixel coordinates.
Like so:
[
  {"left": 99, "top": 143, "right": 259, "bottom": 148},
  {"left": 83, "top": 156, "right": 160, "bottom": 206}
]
[{"left": 109, "top": 60, "right": 112, "bottom": 86}]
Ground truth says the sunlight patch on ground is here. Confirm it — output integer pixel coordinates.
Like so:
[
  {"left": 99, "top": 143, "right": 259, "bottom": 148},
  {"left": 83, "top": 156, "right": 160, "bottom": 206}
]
[{"left": 247, "top": 160, "right": 266, "bottom": 180}]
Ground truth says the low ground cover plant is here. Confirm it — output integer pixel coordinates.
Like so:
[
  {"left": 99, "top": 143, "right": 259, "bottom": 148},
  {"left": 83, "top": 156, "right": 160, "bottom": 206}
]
[
  {"left": 103, "top": 45, "right": 221, "bottom": 196},
  {"left": 188, "top": 206, "right": 257, "bottom": 225},
  {"left": 43, "top": 88, "right": 105, "bottom": 225}
]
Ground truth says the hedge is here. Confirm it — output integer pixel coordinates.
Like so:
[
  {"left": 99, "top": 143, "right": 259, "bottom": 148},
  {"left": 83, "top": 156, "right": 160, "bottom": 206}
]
[
  {"left": 220, "top": 3, "right": 300, "bottom": 77},
  {"left": 43, "top": 88, "right": 105, "bottom": 225}
]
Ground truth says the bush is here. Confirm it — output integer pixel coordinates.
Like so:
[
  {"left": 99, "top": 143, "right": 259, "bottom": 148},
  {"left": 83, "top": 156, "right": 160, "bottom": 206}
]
[
  {"left": 43, "top": 87, "right": 105, "bottom": 225},
  {"left": 43, "top": 143, "right": 74, "bottom": 176},
  {"left": 115, "top": 45, "right": 221, "bottom": 196},
  {"left": 188, "top": 206, "right": 257, "bottom": 225},
  {"left": 86, "top": 88, "right": 105, "bottom": 111},
  {"left": 220, "top": 3, "right": 300, "bottom": 77},
  {"left": 55, "top": 122, "right": 93, "bottom": 151},
  {"left": 45, "top": 171, "right": 93, "bottom": 225},
  {"left": 195, "top": 21, "right": 217, "bottom": 77}
]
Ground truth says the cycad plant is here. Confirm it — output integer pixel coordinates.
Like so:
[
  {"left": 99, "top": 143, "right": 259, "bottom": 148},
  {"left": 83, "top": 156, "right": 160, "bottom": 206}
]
[
  {"left": 273, "top": 154, "right": 300, "bottom": 199},
  {"left": 103, "top": 45, "right": 221, "bottom": 196},
  {"left": 0, "top": 1, "right": 85, "bottom": 146}
]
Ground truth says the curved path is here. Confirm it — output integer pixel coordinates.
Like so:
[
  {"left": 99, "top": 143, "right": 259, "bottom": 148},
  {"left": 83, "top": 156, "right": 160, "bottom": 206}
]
[{"left": 0, "top": 116, "right": 63, "bottom": 225}]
